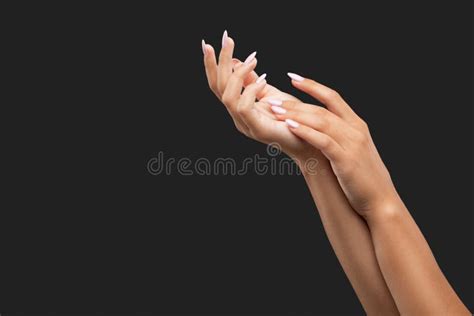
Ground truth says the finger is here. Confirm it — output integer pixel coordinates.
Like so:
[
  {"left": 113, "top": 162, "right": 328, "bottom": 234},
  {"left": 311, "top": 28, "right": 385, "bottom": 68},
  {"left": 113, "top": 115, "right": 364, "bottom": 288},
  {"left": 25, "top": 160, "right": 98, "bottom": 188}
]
[
  {"left": 232, "top": 59, "right": 258, "bottom": 85},
  {"left": 267, "top": 100, "right": 321, "bottom": 114},
  {"left": 217, "top": 30, "right": 235, "bottom": 96},
  {"left": 221, "top": 52, "right": 258, "bottom": 110},
  {"left": 202, "top": 40, "right": 219, "bottom": 97},
  {"left": 233, "top": 59, "right": 274, "bottom": 99},
  {"left": 203, "top": 42, "right": 248, "bottom": 135},
  {"left": 236, "top": 79, "right": 268, "bottom": 138},
  {"left": 268, "top": 101, "right": 352, "bottom": 144},
  {"left": 285, "top": 119, "right": 344, "bottom": 162},
  {"left": 287, "top": 72, "right": 357, "bottom": 120},
  {"left": 221, "top": 56, "right": 259, "bottom": 135}
]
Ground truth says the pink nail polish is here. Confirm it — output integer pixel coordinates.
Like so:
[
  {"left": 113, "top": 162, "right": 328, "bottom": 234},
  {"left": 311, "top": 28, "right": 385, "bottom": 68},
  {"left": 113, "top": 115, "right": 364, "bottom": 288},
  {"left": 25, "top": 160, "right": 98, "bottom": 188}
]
[
  {"left": 256, "top": 73, "right": 267, "bottom": 83},
  {"left": 267, "top": 99, "right": 282, "bottom": 106},
  {"left": 201, "top": 39, "right": 206, "bottom": 55},
  {"left": 271, "top": 105, "right": 286, "bottom": 114},
  {"left": 287, "top": 72, "right": 304, "bottom": 82},
  {"left": 244, "top": 51, "right": 257, "bottom": 65},
  {"left": 222, "top": 30, "right": 228, "bottom": 48},
  {"left": 286, "top": 119, "right": 299, "bottom": 128}
]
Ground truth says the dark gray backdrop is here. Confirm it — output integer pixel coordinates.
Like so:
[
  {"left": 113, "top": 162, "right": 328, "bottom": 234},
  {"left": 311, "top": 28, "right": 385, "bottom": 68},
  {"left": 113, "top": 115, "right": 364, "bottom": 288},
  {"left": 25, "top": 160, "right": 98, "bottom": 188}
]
[{"left": 2, "top": 1, "right": 472, "bottom": 314}]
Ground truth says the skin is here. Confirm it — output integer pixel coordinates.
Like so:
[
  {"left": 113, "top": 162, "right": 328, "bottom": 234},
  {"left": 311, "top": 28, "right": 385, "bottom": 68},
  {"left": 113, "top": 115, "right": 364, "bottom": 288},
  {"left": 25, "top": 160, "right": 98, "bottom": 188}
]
[
  {"left": 272, "top": 76, "right": 471, "bottom": 315},
  {"left": 202, "top": 32, "right": 399, "bottom": 315}
]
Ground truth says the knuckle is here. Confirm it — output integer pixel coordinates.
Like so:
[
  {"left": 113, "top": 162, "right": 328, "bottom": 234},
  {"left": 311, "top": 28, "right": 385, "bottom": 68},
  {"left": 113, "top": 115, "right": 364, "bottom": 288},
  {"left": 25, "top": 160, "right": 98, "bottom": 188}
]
[
  {"left": 316, "top": 117, "right": 329, "bottom": 132},
  {"left": 217, "top": 88, "right": 225, "bottom": 98},
  {"left": 319, "top": 135, "right": 332, "bottom": 150},
  {"left": 323, "top": 89, "right": 340, "bottom": 102},
  {"left": 298, "top": 126, "right": 309, "bottom": 138},
  {"left": 354, "top": 130, "right": 368, "bottom": 145},
  {"left": 209, "top": 83, "right": 219, "bottom": 95},
  {"left": 312, "top": 106, "right": 327, "bottom": 117},
  {"left": 290, "top": 111, "right": 302, "bottom": 122},
  {"left": 282, "top": 101, "right": 294, "bottom": 109},
  {"left": 236, "top": 106, "right": 245, "bottom": 116},
  {"left": 284, "top": 101, "right": 301, "bottom": 110},
  {"left": 221, "top": 96, "right": 230, "bottom": 106},
  {"left": 243, "top": 85, "right": 258, "bottom": 97},
  {"left": 244, "top": 83, "right": 257, "bottom": 92},
  {"left": 306, "top": 79, "right": 319, "bottom": 91},
  {"left": 307, "top": 79, "right": 318, "bottom": 87},
  {"left": 294, "top": 101, "right": 305, "bottom": 109},
  {"left": 217, "top": 81, "right": 226, "bottom": 95},
  {"left": 235, "top": 66, "right": 249, "bottom": 78},
  {"left": 221, "top": 93, "right": 232, "bottom": 106},
  {"left": 356, "top": 118, "right": 369, "bottom": 132}
]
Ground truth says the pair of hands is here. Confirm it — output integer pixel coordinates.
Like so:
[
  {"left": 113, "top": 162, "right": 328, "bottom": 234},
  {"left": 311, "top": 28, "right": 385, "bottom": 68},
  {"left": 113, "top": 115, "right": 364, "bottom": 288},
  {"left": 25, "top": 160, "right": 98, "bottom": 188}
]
[{"left": 202, "top": 31, "right": 399, "bottom": 216}]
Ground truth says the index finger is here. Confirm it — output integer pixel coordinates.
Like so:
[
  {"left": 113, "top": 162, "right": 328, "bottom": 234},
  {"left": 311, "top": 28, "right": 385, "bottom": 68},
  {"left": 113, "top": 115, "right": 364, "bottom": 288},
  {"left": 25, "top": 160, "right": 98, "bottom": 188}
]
[{"left": 287, "top": 72, "right": 357, "bottom": 120}]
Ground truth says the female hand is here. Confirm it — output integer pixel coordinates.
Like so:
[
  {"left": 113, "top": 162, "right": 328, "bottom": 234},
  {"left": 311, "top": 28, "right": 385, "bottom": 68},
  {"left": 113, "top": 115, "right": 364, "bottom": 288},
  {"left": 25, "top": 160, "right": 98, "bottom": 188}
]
[
  {"left": 202, "top": 32, "right": 323, "bottom": 164},
  {"left": 269, "top": 73, "right": 400, "bottom": 216}
]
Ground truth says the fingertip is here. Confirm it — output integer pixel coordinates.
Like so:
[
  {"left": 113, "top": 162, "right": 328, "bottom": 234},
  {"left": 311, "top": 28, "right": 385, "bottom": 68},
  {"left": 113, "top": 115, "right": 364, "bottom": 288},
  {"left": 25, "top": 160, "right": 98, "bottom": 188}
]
[
  {"left": 227, "top": 37, "right": 235, "bottom": 48},
  {"left": 246, "top": 78, "right": 266, "bottom": 92},
  {"left": 203, "top": 44, "right": 215, "bottom": 59},
  {"left": 285, "top": 119, "right": 300, "bottom": 128},
  {"left": 287, "top": 72, "right": 305, "bottom": 82},
  {"left": 256, "top": 76, "right": 267, "bottom": 89},
  {"left": 256, "top": 80, "right": 267, "bottom": 94},
  {"left": 201, "top": 39, "right": 207, "bottom": 55},
  {"left": 270, "top": 105, "right": 286, "bottom": 115},
  {"left": 243, "top": 57, "right": 258, "bottom": 71},
  {"left": 256, "top": 73, "right": 267, "bottom": 84}
]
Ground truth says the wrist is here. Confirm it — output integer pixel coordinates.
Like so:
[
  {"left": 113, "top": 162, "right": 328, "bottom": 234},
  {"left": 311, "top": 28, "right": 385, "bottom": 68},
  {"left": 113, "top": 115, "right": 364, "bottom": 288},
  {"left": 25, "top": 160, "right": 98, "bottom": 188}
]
[{"left": 364, "top": 194, "right": 407, "bottom": 226}]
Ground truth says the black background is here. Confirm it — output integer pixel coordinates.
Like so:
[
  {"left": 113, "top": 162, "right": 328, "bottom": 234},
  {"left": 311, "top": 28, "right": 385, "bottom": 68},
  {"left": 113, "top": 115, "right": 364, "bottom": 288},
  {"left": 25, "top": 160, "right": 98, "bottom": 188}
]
[{"left": 2, "top": 1, "right": 472, "bottom": 314}]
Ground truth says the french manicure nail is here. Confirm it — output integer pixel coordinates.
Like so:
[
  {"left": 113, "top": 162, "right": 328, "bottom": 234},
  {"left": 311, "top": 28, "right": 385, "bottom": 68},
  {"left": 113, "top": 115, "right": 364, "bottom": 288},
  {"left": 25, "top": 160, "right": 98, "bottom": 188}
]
[
  {"left": 222, "top": 30, "right": 228, "bottom": 48},
  {"left": 201, "top": 39, "right": 206, "bottom": 55},
  {"left": 287, "top": 72, "right": 304, "bottom": 82},
  {"left": 256, "top": 73, "right": 267, "bottom": 83},
  {"left": 271, "top": 105, "right": 286, "bottom": 114},
  {"left": 286, "top": 119, "right": 299, "bottom": 128},
  {"left": 244, "top": 51, "right": 257, "bottom": 65},
  {"left": 267, "top": 99, "right": 282, "bottom": 106}
]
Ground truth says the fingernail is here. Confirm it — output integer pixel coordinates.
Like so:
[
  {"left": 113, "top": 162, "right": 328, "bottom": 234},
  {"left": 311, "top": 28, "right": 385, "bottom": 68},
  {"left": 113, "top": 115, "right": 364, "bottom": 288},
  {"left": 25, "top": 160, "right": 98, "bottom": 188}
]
[
  {"left": 244, "top": 51, "right": 257, "bottom": 65},
  {"left": 271, "top": 105, "right": 286, "bottom": 114},
  {"left": 286, "top": 119, "right": 299, "bottom": 128},
  {"left": 222, "top": 30, "right": 228, "bottom": 48},
  {"left": 287, "top": 72, "right": 304, "bottom": 82},
  {"left": 201, "top": 39, "right": 207, "bottom": 55},
  {"left": 267, "top": 99, "right": 282, "bottom": 106},
  {"left": 256, "top": 73, "right": 267, "bottom": 84}
]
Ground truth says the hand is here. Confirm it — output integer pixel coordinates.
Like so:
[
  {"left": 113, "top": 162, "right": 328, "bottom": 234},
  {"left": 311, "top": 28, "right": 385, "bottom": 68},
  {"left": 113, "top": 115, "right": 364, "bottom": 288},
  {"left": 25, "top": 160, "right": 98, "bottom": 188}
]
[
  {"left": 202, "top": 32, "right": 323, "bottom": 164},
  {"left": 269, "top": 73, "right": 399, "bottom": 215}
]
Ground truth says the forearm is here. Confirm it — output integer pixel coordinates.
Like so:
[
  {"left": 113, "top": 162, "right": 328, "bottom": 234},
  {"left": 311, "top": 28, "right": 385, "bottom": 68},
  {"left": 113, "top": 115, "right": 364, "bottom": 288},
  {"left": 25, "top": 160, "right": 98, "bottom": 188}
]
[
  {"left": 366, "top": 198, "right": 470, "bottom": 315},
  {"left": 301, "top": 159, "right": 398, "bottom": 315}
]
